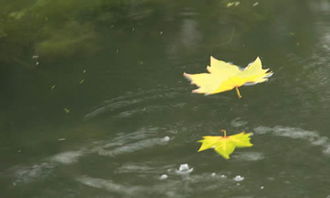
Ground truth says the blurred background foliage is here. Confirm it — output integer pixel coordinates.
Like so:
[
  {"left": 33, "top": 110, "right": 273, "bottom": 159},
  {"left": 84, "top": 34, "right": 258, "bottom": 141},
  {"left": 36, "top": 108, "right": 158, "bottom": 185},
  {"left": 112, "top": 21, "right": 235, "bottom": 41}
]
[{"left": 0, "top": 0, "right": 301, "bottom": 67}]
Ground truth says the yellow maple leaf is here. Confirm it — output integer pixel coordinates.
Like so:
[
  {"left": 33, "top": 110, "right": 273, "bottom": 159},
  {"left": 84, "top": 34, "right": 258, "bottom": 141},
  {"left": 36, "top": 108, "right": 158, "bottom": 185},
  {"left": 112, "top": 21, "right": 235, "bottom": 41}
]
[
  {"left": 183, "top": 56, "right": 273, "bottom": 98},
  {"left": 198, "top": 130, "right": 253, "bottom": 159}
]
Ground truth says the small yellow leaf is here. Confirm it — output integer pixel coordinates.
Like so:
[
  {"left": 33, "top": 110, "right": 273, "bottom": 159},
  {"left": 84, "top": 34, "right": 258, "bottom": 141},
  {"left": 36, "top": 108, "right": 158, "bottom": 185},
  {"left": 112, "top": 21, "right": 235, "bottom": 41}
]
[
  {"left": 184, "top": 56, "right": 273, "bottom": 98},
  {"left": 198, "top": 131, "right": 253, "bottom": 159}
]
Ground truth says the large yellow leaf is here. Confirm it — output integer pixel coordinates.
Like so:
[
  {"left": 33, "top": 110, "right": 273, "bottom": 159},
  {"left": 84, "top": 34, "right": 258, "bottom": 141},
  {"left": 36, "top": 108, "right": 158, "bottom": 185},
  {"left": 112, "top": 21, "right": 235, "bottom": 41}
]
[
  {"left": 184, "top": 56, "right": 273, "bottom": 98},
  {"left": 198, "top": 131, "right": 253, "bottom": 159}
]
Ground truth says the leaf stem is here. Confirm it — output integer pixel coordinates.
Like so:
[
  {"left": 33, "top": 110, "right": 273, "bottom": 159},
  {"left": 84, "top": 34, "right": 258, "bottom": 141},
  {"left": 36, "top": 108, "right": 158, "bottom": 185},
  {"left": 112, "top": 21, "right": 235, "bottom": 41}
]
[
  {"left": 220, "top": 129, "right": 227, "bottom": 137},
  {"left": 235, "top": 87, "right": 242, "bottom": 99}
]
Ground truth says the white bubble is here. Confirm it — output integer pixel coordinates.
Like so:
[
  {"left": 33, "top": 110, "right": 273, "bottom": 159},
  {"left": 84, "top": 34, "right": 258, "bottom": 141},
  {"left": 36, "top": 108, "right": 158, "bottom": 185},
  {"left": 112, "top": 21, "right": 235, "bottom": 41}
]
[
  {"left": 220, "top": 174, "right": 227, "bottom": 178},
  {"left": 160, "top": 174, "right": 168, "bottom": 180},
  {"left": 176, "top": 163, "right": 193, "bottom": 175},
  {"left": 233, "top": 175, "right": 245, "bottom": 182},
  {"left": 161, "top": 136, "right": 170, "bottom": 142}
]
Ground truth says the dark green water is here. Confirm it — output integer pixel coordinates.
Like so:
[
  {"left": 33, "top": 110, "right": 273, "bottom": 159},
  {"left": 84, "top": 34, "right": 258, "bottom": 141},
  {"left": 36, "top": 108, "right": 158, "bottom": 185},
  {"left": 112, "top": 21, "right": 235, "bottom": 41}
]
[{"left": 1, "top": 0, "right": 330, "bottom": 197}]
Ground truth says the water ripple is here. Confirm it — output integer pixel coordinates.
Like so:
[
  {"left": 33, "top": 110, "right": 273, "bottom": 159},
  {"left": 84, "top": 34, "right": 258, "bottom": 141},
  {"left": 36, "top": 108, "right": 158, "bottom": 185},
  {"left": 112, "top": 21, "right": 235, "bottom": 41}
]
[
  {"left": 84, "top": 87, "right": 185, "bottom": 120},
  {"left": 254, "top": 126, "right": 330, "bottom": 155}
]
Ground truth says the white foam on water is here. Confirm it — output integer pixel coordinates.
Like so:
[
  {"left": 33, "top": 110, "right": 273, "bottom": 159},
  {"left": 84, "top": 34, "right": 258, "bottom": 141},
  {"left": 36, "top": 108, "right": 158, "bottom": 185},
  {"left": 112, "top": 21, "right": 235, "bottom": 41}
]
[
  {"left": 254, "top": 126, "right": 273, "bottom": 135},
  {"left": 230, "top": 118, "right": 248, "bottom": 128},
  {"left": 50, "top": 151, "right": 83, "bottom": 164},
  {"left": 254, "top": 126, "right": 330, "bottom": 156},
  {"left": 76, "top": 176, "right": 143, "bottom": 196},
  {"left": 116, "top": 162, "right": 172, "bottom": 174},
  {"left": 12, "top": 150, "right": 86, "bottom": 184},
  {"left": 233, "top": 152, "right": 265, "bottom": 161},
  {"left": 13, "top": 162, "right": 56, "bottom": 184},
  {"left": 76, "top": 175, "right": 185, "bottom": 198},
  {"left": 97, "top": 136, "right": 171, "bottom": 157},
  {"left": 76, "top": 170, "right": 239, "bottom": 198},
  {"left": 8, "top": 126, "right": 171, "bottom": 185},
  {"left": 116, "top": 164, "right": 155, "bottom": 174}
]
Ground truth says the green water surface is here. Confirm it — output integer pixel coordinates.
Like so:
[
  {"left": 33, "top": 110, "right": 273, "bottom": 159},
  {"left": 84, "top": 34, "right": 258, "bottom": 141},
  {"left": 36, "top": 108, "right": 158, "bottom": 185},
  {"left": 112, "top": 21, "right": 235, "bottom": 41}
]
[{"left": 1, "top": 0, "right": 330, "bottom": 197}]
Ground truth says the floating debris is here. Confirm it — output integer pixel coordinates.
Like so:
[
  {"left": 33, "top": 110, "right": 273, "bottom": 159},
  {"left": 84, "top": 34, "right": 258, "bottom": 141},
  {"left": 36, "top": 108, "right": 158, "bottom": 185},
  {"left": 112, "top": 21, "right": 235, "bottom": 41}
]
[
  {"left": 252, "top": 2, "right": 259, "bottom": 7},
  {"left": 80, "top": 79, "right": 85, "bottom": 84},
  {"left": 50, "top": 85, "right": 56, "bottom": 90}
]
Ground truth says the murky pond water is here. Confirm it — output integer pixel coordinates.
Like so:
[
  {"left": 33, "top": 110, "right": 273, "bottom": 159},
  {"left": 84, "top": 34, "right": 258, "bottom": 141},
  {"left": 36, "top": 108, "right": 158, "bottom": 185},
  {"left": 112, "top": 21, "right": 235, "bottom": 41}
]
[{"left": 1, "top": 0, "right": 330, "bottom": 197}]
